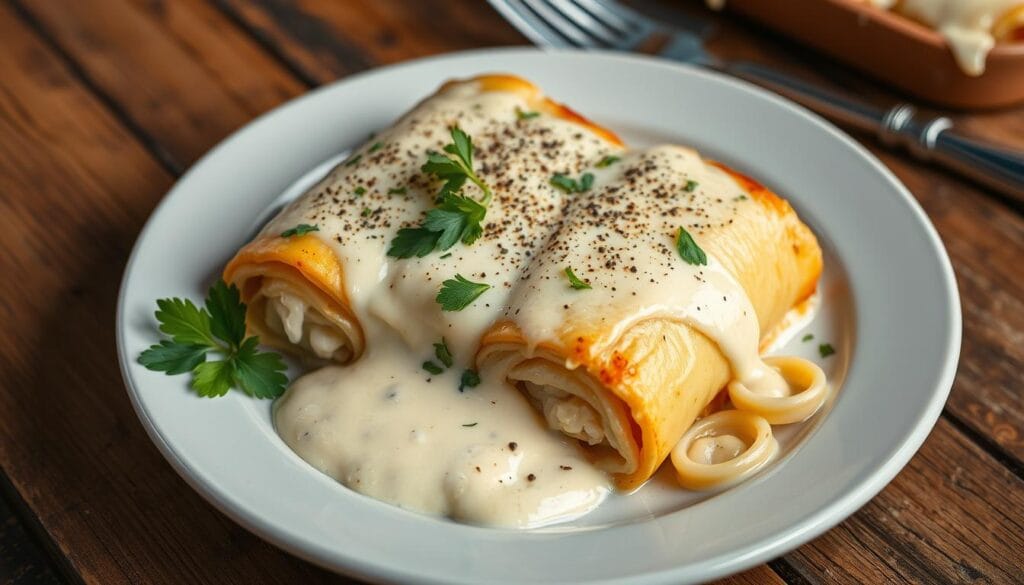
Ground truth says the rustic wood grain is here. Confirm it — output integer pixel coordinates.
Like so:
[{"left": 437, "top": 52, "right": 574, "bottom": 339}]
[
  {"left": 216, "top": 0, "right": 526, "bottom": 83},
  {"left": 1, "top": 0, "right": 1023, "bottom": 584},
  {"left": 0, "top": 491, "right": 60, "bottom": 585},
  {"left": 785, "top": 418, "right": 1024, "bottom": 583},
  {"left": 0, "top": 6, "right": 344, "bottom": 583},
  {"left": 14, "top": 0, "right": 305, "bottom": 170}
]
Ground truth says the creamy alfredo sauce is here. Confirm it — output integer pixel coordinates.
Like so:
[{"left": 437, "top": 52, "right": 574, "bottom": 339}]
[{"left": 266, "top": 81, "right": 800, "bottom": 528}]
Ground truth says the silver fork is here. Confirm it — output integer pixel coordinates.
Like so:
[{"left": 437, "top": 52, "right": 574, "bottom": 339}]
[{"left": 489, "top": 0, "right": 1024, "bottom": 200}]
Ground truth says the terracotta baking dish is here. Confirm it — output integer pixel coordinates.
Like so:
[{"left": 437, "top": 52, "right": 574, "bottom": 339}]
[{"left": 720, "top": 0, "right": 1024, "bottom": 109}]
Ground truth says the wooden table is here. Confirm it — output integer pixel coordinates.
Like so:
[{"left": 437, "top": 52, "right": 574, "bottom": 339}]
[{"left": 1, "top": 1, "right": 1021, "bottom": 583}]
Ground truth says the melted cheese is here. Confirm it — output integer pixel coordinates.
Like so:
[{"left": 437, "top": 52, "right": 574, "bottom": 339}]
[{"left": 869, "top": 0, "right": 1022, "bottom": 75}]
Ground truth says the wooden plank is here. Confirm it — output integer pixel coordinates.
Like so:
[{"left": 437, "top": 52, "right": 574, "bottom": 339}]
[
  {"left": 713, "top": 565, "right": 787, "bottom": 585},
  {"left": 784, "top": 418, "right": 1024, "bottom": 583},
  {"left": 15, "top": 0, "right": 305, "bottom": 169},
  {"left": 0, "top": 491, "right": 61, "bottom": 585},
  {"left": 217, "top": 0, "right": 527, "bottom": 83},
  {"left": 0, "top": 6, "right": 342, "bottom": 584}
]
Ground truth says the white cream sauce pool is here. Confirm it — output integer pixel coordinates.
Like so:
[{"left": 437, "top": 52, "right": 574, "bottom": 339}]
[{"left": 275, "top": 341, "right": 609, "bottom": 528}]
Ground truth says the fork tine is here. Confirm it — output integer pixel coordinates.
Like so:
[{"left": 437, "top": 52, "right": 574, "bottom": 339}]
[
  {"left": 490, "top": 0, "right": 581, "bottom": 48},
  {"left": 581, "top": 0, "right": 715, "bottom": 39},
  {"left": 520, "top": 0, "right": 607, "bottom": 48},
  {"left": 540, "top": 0, "right": 624, "bottom": 46},
  {"left": 568, "top": 0, "right": 659, "bottom": 50}
]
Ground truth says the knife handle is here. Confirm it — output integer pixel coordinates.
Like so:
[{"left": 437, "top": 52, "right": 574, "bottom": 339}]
[{"left": 723, "top": 60, "right": 1024, "bottom": 200}]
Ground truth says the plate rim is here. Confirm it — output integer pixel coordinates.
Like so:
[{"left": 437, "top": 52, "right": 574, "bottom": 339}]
[{"left": 116, "top": 46, "right": 961, "bottom": 584}]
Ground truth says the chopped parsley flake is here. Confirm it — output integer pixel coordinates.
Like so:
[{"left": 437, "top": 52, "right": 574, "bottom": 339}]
[
  {"left": 550, "top": 172, "right": 595, "bottom": 193},
  {"left": 675, "top": 227, "right": 707, "bottom": 266},
  {"left": 515, "top": 107, "right": 540, "bottom": 120},
  {"left": 564, "top": 267, "right": 592, "bottom": 290},
  {"left": 434, "top": 338, "right": 453, "bottom": 368},
  {"left": 280, "top": 224, "right": 319, "bottom": 238},
  {"left": 460, "top": 369, "right": 481, "bottom": 392}
]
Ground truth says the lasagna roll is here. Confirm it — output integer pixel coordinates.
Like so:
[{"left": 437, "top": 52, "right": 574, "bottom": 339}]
[
  {"left": 223, "top": 74, "right": 623, "bottom": 363},
  {"left": 477, "top": 147, "right": 822, "bottom": 491}
]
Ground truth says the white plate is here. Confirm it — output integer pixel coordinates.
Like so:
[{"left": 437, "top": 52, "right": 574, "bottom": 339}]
[{"left": 116, "top": 49, "right": 960, "bottom": 584}]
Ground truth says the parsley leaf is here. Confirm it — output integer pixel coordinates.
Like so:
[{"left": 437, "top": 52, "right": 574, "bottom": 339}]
[
  {"left": 819, "top": 343, "right": 836, "bottom": 358},
  {"left": 206, "top": 279, "right": 246, "bottom": 347},
  {"left": 422, "top": 193, "right": 487, "bottom": 249},
  {"left": 388, "top": 186, "right": 407, "bottom": 196},
  {"left": 369, "top": 141, "right": 384, "bottom": 152},
  {"left": 423, "top": 361, "right": 444, "bottom": 375},
  {"left": 138, "top": 279, "right": 289, "bottom": 399},
  {"left": 155, "top": 297, "right": 216, "bottom": 346},
  {"left": 434, "top": 338, "right": 454, "bottom": 368},
  {"left": 388, "top": 227, "right": 442, "bottom": 258},
  {"left": 344, "top": 154, "right": 362, "bottom": 167},
  {"left": 675, "top": 227, "right": 707, "bottom": 266},
  {"left": 564, "top": 267, "right": 592, "bottom": 290},
  {"left": 138, "top": 340, "right": 208, "bottom": 375},
  {"left": 596, "top": 155, "right": 620, "bottom": 168},
  {"left": 232, "top": 337, "right": 288, "bottom": 398},
  {"left": 802, "top": 333, "right": 814, "bottom": 342},
  {"left": 684, "top": 180, "right": 699, "bottom": 192},
  {"left": 436, "top": 274, "right": 490, "bottom": 311},
  {"left": 192, "top": 360, "right": 234, "bottom": 398},
  {"left": 550, "top": 172, "right": 595, "bottom": 193},
  {"left": 281, "top": 224, "right": 319, "bottom": 238},
  {"left": 459, "top": 369, "right": 481, "bottom": 392},
  {"left": 516, "top": 107, "right": 540, "bottom": 120},
  {"left": 353, "top": 186, "right": 366, "bottom": 197}
]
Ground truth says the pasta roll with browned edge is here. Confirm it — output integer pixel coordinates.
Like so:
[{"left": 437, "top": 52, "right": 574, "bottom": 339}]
[
  {"left": 477, "top": 150, "right": 822, "bottom": 491},
  {"left": 223, "top": 75, "right": 623, "bottom": 364}
]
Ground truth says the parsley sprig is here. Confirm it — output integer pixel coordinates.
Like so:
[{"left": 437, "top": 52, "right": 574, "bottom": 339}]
[
  {"left": 138, "top": 280, "right": 287, "bottom": 398},
  {"left": 387, "top": 127, "right": 493, "bottom": 259},
  {"left": 437, "top": 274, "right": 490, "bottom": 311}
]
